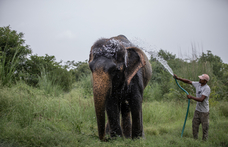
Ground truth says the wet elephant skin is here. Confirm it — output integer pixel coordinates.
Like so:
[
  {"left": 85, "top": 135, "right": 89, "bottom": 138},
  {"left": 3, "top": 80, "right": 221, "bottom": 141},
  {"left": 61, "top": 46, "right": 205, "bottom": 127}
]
[{"left": 89, "top": 35, "right": 152, "bottom": 141}]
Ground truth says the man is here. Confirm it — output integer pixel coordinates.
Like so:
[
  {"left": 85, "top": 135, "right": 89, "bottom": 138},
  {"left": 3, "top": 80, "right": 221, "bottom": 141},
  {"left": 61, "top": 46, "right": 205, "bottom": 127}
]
[{"left": 173, "top": 74, "right": 211, "bottom": 141}]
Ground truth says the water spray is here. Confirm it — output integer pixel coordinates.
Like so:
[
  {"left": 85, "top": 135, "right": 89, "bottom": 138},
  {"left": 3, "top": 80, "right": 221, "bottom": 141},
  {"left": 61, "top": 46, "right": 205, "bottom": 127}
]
[{"left": 131, "top": 38, "right": 190, "bottom": 138}]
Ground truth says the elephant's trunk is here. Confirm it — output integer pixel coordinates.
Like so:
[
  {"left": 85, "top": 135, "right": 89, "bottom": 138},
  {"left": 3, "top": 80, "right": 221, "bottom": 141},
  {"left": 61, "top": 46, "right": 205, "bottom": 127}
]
[{"left": 92, "top": 69, "right": 112, "bottom": 140}]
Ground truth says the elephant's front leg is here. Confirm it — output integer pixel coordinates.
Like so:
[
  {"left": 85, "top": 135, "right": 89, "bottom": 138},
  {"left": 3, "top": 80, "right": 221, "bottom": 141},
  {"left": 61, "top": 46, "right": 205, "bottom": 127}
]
[{"left": 106, "top": 96, "right": 123, "bottom": 138}]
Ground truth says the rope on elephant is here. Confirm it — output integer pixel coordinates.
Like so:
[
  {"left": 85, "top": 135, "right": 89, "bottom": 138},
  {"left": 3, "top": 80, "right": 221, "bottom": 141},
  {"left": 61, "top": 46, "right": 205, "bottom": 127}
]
[{"left": 175, "top": 78, "right": 190, "bottom": 138}]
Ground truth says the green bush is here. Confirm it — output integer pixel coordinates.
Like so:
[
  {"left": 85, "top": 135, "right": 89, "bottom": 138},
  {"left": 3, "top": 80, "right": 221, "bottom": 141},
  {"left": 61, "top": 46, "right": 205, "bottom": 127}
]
[
  {"left": 37, "top": 67, "right": 74, "bottom": 95},
  {"left": 74, "top": 74, "right": 93, "bottom": 98},
  {"left": 66, "top": 60, "right": 91, "bottom": 82},
  {"left": 0, "top": 81, "right": 96, "bottom": 146},
  {"left": 1, "top": 28, "right": 228, "bottom": 146},
  {"left": 147, "top": 49, "right": 227, "bottom": 102},
  {"left": 0, "top": 26, "right": 31, "bottom": 86},
  {"left": 50, "top": 67, "right": 73, "bottom": 92},
  {"left": 143, "top": 84, "right": 153, "bottom": 101},
  {"left": 38, "top": 68, "right": 63, "bottom": 96},
  {"left": 144, "top": 83, "right": 162, "bottom": 102},
  {"left": 219, "top": 102, "right": 228, "bottom": 117},
  {"left": 0, "top": 81, "right": 228, "bottom": 146}
]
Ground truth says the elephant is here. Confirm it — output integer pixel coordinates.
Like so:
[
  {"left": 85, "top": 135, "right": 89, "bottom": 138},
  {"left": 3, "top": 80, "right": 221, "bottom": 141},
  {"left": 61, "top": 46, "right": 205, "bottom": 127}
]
[{"left": 89, "top": 35, "right": 152, "bottom": 141}]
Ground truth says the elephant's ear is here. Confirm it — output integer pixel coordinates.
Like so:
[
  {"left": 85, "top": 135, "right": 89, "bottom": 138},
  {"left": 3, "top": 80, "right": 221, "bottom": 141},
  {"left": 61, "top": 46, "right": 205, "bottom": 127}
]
[{"left": 125, "top": 47, "right": 146, "bottom": 85}]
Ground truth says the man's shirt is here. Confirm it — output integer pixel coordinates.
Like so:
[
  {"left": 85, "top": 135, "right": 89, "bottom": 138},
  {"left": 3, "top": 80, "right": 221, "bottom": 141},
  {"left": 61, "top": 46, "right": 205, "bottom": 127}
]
[{"left": 192, "top": 81, "right": 211, "bottom": 112}]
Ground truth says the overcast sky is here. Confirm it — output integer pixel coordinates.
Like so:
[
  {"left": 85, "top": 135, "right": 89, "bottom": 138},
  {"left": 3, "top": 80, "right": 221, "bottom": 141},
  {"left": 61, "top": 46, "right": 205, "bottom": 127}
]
[{"left": 1, "top": 0, "right": 228, "bottom": 64}]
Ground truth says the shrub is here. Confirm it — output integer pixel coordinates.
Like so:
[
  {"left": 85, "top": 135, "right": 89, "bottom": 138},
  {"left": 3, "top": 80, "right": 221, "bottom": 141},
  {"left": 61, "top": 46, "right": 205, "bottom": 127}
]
[
  {"left": 74, "top": 74, "right": 93, "bottom": 98},
  {"left": 144, "top": 83, "right": 162, "bottom": 102},
  {"left": 219, "top": 102, "right": 228, "bottom": 117},
  {"left": 0, "top": 26, "right": 31, "bottom": 86},
  {"left": 38, "top": 68, "right": 63, "bottom": 96},
  {"left": 50, "top": 67, "right": 73, "bottom": 92}
]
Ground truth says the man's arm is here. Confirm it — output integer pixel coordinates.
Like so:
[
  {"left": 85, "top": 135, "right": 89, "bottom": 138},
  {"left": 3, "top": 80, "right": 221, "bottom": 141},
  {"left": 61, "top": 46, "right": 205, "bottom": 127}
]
[
  {"left": 173, "top": 74, "right": 192, "bottom": 84},
  {"left": 187, "top": 95, "right": 207, "bottom": 102}
]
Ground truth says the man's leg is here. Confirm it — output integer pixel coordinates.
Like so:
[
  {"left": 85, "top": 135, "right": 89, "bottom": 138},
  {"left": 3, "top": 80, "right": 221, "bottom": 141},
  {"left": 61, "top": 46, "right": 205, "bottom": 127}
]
[
  {"left": 192, "top": 110, "right": 201, "bottom": 139},
  {"left": 201, "top": 112, "right": 209, "bottom": 141}
]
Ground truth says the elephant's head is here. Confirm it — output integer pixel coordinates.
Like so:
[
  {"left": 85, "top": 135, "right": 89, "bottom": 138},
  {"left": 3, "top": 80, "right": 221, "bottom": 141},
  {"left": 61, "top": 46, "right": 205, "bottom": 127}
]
[{"left": 89, "top": 35, "right": 147, "bottom": 140}]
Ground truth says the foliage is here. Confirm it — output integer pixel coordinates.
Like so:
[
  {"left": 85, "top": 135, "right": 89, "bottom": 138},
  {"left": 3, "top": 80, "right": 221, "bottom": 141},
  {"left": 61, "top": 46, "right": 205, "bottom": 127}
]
[
  {"left": 148, "top": 49, "right": 180, "bottom": 100},
  {"left": 50, "top": 67, "right": 73, "bottom": 92},
  {"left": 37, "top": 68, "right": 63, "bottom": 96},
  {"left": 199, "top": 50, "right": 223, "bottom": 78},
  {"left": 157, "top": 49, "right": 176, "bottom": 61},
  {"left": 0, "top": 26, "right": 31, "bottom": 64},
  {"left": 0, "top": 26, "right": 31, "bottom": 86},
  {"left": 0, "top": 82, "right": 96, "bottom": 146},
  {"left": 1, "top": 27, "right": 228, "bottom": 146},
  {"left": 0, "top": 48, "right": 19, "bottom": 86},
  {"left": 0, "top": 82, "right": 227, "bottom": 146},
  {"left": 0, "top": 27, "right": 228, "bottom": 146},
  {"left": 74, "top": 74, "right": 93, "bottom": 97},
  {"left": 0, "top": 26, "right": 75, "bottom": 92},
  {"left": 143, "top": 83, "right": 162, "bottom": 101},
  {"left": 19, "top": 54, "right": 73, "bottom": 92},
  {"left": 146, "top": 49, "right": 228, "bottom": 102},
  {"left": 20, "top": 54, "right": 60, "bottom": 86},
  {"left": 0, "top": 51, "right": 2, "bottom": 69},
  {"left": 65, "top": 60, "right": 91, "bottom": 81}
]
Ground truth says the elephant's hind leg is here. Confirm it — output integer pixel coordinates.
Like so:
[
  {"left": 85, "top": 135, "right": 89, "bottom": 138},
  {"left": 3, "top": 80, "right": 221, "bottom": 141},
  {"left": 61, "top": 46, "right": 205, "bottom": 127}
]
[
  {"left": 105, "top": 121, "right": 110, "bottom": 135},
  {"left": 121, "top": 101, "right": 132, "bottom": 138},
  {"left": 129, "top": 89, "right": 144, "bottom": 139}
]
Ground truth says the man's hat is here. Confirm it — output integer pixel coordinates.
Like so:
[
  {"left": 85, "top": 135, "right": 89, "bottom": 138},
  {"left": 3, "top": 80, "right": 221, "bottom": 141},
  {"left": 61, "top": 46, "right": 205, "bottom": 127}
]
[{"left": 198, "top": 74, "right": 210, "bottom": 82}]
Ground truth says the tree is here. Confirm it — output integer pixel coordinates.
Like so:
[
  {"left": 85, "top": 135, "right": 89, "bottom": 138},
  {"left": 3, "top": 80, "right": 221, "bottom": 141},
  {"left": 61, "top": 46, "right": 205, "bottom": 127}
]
[
  {"left": 199, "top": 50, "right": 223, "bottom": 78},
  {"left": 157, "top": 49, "right": 176, "bottom": 61},
  {"left": 0, "top": 26, "right": 32, "bottom": 86},
  {"left": 21, "top": 54, "right": 73, "bottom": 92},
  {"left": 21, "top": 54, "right": 61, "bottom": 86},
  {"left": 149, "top": 49, "right": 178, "bottom": 95},
  {"left": 65, "top": 60, "right": 90, "bottom": 81}
]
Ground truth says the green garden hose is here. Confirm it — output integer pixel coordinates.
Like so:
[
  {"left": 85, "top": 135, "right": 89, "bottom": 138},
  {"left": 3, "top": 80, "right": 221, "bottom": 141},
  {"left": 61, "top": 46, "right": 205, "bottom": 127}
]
[{"left": 175, "top": 78, "right": 190, "bottom": 138}]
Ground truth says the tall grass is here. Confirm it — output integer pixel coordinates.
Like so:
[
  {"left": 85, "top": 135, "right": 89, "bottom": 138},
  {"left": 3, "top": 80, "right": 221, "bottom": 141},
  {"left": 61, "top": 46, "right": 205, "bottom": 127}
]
[
  {"left": 38, "top": 67, "right": 63, "bottom": 96},
  {"left": 0, "top": 80, "right": 227, "bottom": 147},
  {"left": 0, "top": 45, "right": 20, "bottom": 87},
  {"left": 143, "top": 83, "right": 162, "bottom": 101},
  {"left": 0, "top": 49, "right": 227, "bottom": 146},
  {"left": 0, "top": 51, "right": 2, "bottom": 87},
  {"left": 37, "top": 66, "right": 74, "bottom": 96},
  {"left": 0, "top": 81, "right": 96, "bottom": 146},
  {"left": 74, "top": 74, "right": 93, "bottom": 97}
]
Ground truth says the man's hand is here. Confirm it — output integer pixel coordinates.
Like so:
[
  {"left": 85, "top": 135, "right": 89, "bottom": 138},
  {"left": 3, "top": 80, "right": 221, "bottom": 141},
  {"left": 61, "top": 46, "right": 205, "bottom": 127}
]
[
  {"left": 173, "top": 75, "right": 192, "bottom": 84},
  {"left": 187, "top": 95, "right": 206, "bottom": 102},
  {"left": 173, "top": 74, "right": 178, "bottom": 80}
]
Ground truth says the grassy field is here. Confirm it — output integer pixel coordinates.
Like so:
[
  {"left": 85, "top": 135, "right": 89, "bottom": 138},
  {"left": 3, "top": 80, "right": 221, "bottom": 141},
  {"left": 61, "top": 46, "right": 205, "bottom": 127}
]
[{"left": 0, "top": 81, "right": 228, "bottom": 147}]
